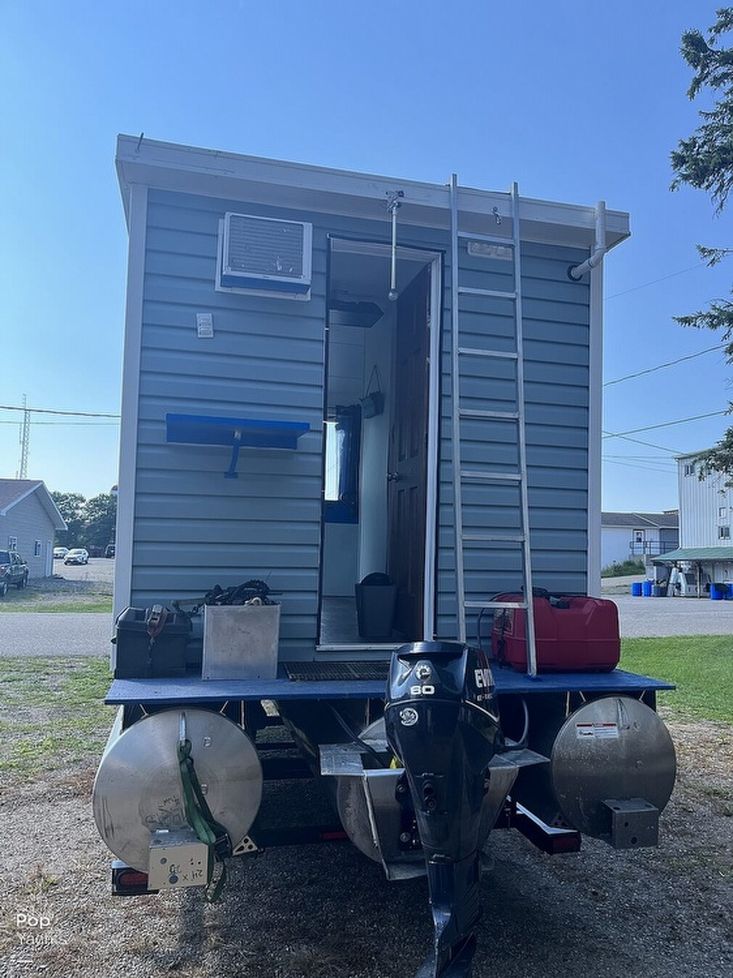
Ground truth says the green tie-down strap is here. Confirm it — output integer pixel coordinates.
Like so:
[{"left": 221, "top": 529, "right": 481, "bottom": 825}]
[{"left": 177, "top": 738, "right": 230, "bottom": 902}]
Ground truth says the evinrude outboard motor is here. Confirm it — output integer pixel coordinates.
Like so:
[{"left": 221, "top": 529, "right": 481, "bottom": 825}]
[{"left": 384, "top": 642, "right": 501, "bottom": 978}]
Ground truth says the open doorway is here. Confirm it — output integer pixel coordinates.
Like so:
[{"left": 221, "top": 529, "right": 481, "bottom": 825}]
[{"left": 317, "top": 238, "right": 441, "bottom": 650}]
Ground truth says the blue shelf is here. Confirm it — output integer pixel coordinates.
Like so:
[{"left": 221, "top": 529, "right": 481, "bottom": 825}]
[
  {"left": 105, "top": 668, "right": 674, "bottom": 707},
  {"left": 165, "top": 413, "right": 309, "bottom": 478}
]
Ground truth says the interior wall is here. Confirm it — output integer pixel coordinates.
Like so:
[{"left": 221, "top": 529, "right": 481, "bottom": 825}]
[
  {"left": 321, "top": 324, "right": 364, "bottom": 597},
  {"left": 359, "top": 306, "right": 394, "bottom": 579}
]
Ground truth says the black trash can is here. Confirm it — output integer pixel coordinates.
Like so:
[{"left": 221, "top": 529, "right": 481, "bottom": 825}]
[
  {"left": 113, "top": 607, "right": 191, "bottom": 678},
  {"left": 355, "top": 573, "right": 397, "bottom": 640}
]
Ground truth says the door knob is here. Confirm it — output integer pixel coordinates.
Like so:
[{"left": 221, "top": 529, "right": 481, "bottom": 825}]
[{"left": 387, "top": 471, "right": 401, "bottom": 482}]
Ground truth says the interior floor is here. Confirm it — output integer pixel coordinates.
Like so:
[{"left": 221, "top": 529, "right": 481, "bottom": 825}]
[{"left": 319, "top": 596, "right": 403, "bottom": 646}]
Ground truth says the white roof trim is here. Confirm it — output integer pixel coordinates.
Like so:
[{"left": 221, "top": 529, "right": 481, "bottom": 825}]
[
  {"left": 0, "top": 481, "right": 67, "bottom": 530},
  {"left": 116, "top": 135, "right": 630, "bottom": 250},
  {"left": 675, "top": 448, "right": 713, "bottom": 461}
]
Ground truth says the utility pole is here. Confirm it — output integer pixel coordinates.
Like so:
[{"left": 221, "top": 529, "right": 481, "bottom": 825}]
[{"left": 18, "top": 395, "right": 30, "bottom": 479}]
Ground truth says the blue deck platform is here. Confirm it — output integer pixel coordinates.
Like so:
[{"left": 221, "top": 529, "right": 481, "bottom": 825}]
[{"left": 105, "top": 667, "right": 674, "bottom": 706}]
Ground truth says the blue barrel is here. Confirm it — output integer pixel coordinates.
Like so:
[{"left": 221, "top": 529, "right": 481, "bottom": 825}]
[
  {"left": 631, "top": 582, "right": 643, "bottom": 597},
  {"left": 652, "top": 584, "right": 665, "bottom": 598},
  {"left": 710, "top": 582, "right": 725, "bottom": 601},
  {"left": 642, "top": 580, "right": 653, "bottom": 597}
]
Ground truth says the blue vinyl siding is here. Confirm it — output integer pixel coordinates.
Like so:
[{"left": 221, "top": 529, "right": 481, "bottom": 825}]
[
  {"left": 129, "top": 188, "right": 591, "bottom": 657},
  {"left": 437, "top": 238, "right": 590, "bottom": 639}
]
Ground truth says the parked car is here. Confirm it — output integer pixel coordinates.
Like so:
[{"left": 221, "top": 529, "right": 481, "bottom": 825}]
[
  {"left": 87, "top": 546, "right": 104, "bottom": 558},
  {"left": 0, "top": 551, "right": 29, "bottom": 596},
  {"left": 64, "top": 548, "right": 89, "bottom": 565},
  {"left": 53, "top": 546, "right": 69, "bottom": 559},
  {"left": 105, "top": 544, "right": 115, "bottom": 558}
]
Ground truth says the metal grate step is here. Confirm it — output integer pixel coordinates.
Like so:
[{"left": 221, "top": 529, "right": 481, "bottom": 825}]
[{"left": 283, "top": 661, "right": 389, "bottom": 682}]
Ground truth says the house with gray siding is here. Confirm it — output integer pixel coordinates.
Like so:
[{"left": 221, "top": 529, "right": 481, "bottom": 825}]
[
  {"left": 0, "top": 479, "right": 66, "bottom": 577},
  {"left": 652, "top": 450, "right": 733, "bottom": 593},
  {"left": 601, "top": 511, "right": 679, "bottom": 568},
  {"left": 113, "top": 135, "right": 629, "bottom": 659}
]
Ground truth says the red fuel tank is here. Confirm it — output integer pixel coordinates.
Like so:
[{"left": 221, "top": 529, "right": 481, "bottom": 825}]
[{"left": 490, "top": 593, "right": 620, "bottom": 673}]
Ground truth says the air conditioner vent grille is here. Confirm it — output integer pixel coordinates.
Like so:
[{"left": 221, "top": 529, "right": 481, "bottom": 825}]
[{"left": 226, "top": 215, "right": 304, "bottom": 279}]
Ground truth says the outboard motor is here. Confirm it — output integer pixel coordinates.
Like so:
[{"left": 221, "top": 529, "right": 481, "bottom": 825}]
[{"left": 384, "top": 642, "right": 501, "bottom": 978}]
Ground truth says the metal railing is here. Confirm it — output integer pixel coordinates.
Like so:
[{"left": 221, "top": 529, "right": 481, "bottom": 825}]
[{"left": 629, "top": 539, "right": 678, "bottom": 557}]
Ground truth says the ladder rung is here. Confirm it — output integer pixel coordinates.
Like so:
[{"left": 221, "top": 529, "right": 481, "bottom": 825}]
[
  {"left": 460, "top": 469, "right": 522, "bottom": 482},
  {"left": 459, "top": 409, "right": 519, "bottom": 421},
  {"left": 463, "top": 533, "right": 525, "bottom": 543},
  {"left": 458, "top": 286, "right": 516, "bottom": 300},
  {"left": 465, "top": 600, "right": 528, "bottom": 610},
  {"left": 457, "top": 231, "right": 514, "bottom": 247},
  {"left": 458, "top": 347, "right": 518, "bottom": 360}
]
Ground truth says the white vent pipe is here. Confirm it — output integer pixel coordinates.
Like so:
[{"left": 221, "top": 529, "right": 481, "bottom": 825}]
[{"left": 569, "top": 200, "right": 607, "bottom": 280}]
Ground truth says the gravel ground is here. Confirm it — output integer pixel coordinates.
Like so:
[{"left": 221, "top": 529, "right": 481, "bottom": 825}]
[
  {"left": 601, "top": 574, "right": 646, "bottom": 594},
  {"left": 0, "top": 714, "right": 730, "bottom": 978},
  {"left": 0, "top": 613, "right": 112, "bottom": 657},
  {"left": 612, "top": 594, "right": 733, "bottom": 638},
  {"left": 56, "top": 558, "right": 115, "bottom": 585}
]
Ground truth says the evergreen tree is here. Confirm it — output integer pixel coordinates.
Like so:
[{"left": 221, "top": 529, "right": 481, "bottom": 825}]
[{"left": 671, "top": 7, "right": 733, "bottom": 475}]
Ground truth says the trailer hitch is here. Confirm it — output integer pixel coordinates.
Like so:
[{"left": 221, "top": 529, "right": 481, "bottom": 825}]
[{"left": 385, "top": 642, "right": 501, "bottom": 978}]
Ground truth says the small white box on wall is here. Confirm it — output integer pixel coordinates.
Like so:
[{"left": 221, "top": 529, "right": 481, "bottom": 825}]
[{"left": 196, "top": 313, "right": 214, "bottom": 338}]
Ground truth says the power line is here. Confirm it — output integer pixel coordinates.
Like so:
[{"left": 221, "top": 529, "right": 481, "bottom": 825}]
[
  {"left": 605, "top": 261, "right": 707, "bottom": 301},
  {"left": 602, "top": 410, "right": 727, "bottom": 440},
  {"left": 602, "top": 431, "right": 683, "bottom": 454},
  {"left": 603, "top": 457, "right": 678, "bottom": 475},
  {"left": 604, "top": 343, "right": 726, "bottom": 387},
  {"left": 603, "top": 454, "right": 677, "bottom": 461},
  {"left": 0, "top": 417, "right": 119, "bottom": 426},
  {"left": 0, "top": 403, "right": 120, "bottom": 419}
]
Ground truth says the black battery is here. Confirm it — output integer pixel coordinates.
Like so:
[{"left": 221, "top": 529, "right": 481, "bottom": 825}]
[{"left": 113, "top": 607, "right": 191, "bottom": 678}]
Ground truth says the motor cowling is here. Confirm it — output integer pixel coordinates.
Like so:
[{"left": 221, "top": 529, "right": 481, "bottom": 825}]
[{"left": 384, "top": 641, "right": 501, "bottom": 977}]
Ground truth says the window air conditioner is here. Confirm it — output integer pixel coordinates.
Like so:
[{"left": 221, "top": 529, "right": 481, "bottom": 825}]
[{"left": 216, "top": 212, "right": 312, "bottom": 300}]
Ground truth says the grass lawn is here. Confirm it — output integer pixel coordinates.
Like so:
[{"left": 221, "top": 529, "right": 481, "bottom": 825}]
[
  {"left": 622, "top": 635, "right": 733, "bottom": 723},
  {"left": 0, "top": 589, "right": 113, "bottom": 613},
  {"left": 0, "top": 598, "right": 113, "bottom": 613},
  {"left": 0, "top": 657, "right": 114, "bottom": 776}
]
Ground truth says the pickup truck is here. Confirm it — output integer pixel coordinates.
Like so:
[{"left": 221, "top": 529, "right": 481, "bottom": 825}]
[{"left": 0, "top": 551, "right": 29, "bottom": 596}]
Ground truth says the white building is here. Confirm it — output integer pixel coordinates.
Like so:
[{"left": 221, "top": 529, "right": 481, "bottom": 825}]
[
  {"left": 601, "top": 512, "right": 678, "bottom": 569},
  {"left": 652, "top": 450, "right": 733, "bottom": 594}
]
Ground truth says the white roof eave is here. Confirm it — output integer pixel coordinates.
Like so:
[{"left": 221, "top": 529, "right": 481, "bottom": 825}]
[
  {"left": 116, "top": 134, "right": 630, "bottom": 251},
  {"left": 0, "top": 481, "right": 67, "bottom": 531}
]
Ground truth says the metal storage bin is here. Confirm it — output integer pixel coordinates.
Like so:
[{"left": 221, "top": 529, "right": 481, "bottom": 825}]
[{"left": 202, "top": 604, "right": 280, "bottom": 680}]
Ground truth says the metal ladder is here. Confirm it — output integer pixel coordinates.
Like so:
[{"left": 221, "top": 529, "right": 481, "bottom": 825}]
[{"left": 449, "top": 174, "right": 538, "bottom": 676}]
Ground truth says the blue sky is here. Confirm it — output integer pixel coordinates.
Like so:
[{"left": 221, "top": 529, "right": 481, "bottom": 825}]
[{"left": 1, "top": 0, "right": 730, "bottom": 508}]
